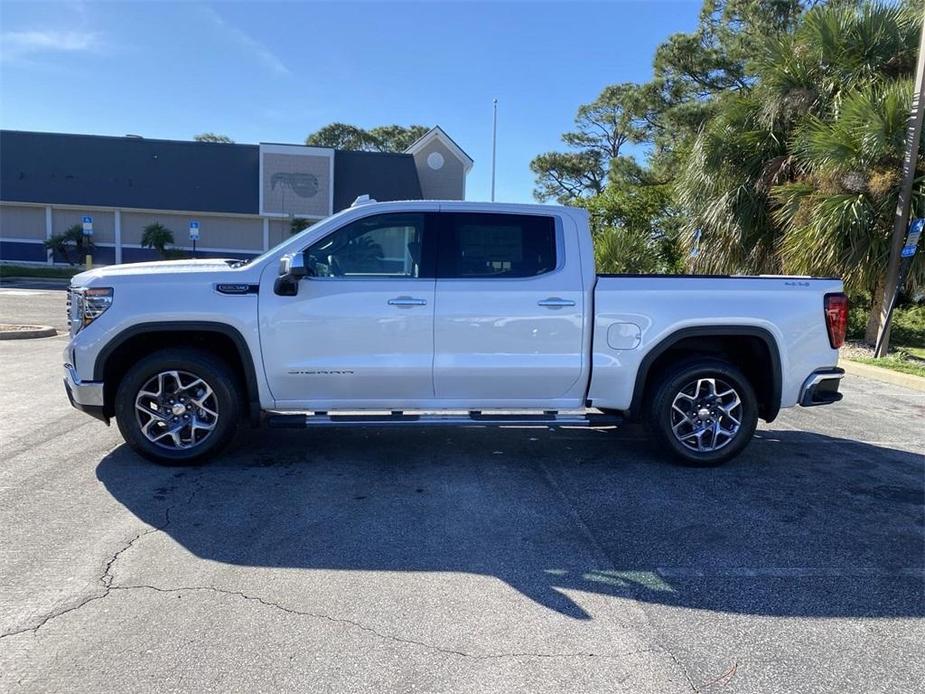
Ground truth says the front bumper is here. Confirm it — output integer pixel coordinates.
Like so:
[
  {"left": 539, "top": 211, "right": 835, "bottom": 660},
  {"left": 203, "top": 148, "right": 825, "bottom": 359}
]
[
  {"left": 64, "top": 363, "right": 108, "bottom": 423},
  {"left": 799, "top": 367, "right": 845, "bottom": 407}
]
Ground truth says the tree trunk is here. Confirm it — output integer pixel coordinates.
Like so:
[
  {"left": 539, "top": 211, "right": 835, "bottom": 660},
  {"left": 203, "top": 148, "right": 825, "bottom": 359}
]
[{"left": 864, "top": 275, "right": 887, "bottom": 346}]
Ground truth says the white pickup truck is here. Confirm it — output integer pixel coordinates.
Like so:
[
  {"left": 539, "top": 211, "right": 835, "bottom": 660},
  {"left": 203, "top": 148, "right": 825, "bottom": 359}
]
[{"left": 64, "top": 199, "right": 848, "bottom": 466}]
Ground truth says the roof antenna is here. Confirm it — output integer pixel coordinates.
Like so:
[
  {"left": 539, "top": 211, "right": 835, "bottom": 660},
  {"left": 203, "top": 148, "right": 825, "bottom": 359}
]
[{"left": 351, "top": 194, "right": 376, "bottom": 207}]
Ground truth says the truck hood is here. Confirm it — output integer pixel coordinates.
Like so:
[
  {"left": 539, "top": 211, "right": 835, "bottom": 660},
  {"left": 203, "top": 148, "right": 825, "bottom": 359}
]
[{"left": 72, "top": 258, "right": 245, "bottom": 285}]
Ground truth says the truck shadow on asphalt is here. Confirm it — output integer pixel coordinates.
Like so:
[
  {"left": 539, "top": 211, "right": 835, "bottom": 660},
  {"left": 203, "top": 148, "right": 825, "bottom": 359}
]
[{"left": 96, "top": 426, "right": 924, "bottom": 621}]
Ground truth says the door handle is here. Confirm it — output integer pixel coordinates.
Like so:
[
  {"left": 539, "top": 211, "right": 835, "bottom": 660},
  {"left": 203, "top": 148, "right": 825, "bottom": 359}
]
[
  {"left": 388, "top": 296, "right": 428, "bottom": 307},
  {"left": 538, "top": 297, "right": 576, "bottom": 308}
]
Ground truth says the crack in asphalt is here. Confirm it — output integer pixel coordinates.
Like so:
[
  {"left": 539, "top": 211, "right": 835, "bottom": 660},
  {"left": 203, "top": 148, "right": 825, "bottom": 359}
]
[
  {"left": 0, "top": 590, "right": 112, "bottom": 641},
  {"left": 659, "top": 642, "right": 700, "bottom": 692},
  {"left": 3, "top": 572, "right": 673, "bottom": 664},
  {"left": 0, "top": 473, "right": 204, "bottom": 641},
  {"left": 0, "top": 466, "right": 677, "bottom": 667},
  {"left": 2, "top": 467, "right": 690, "bottom": 682},
  {"left": 5, "top": 570, "right": 667, "bottom": 663},
  {"left": 109, "top": 582, "right": 668, "bottom": 661}
]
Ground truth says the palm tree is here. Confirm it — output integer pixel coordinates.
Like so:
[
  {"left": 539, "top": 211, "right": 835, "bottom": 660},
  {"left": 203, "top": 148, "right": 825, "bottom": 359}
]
[
  {"left": 290, "top": 217, "right": 309, "bottom": 235},
  {"left": 676, "top": 0, "right": 923, "bottom": 343},
  {"left": 676, "top": 91, "right": 788, "bottom": 276},
  {"left": 141, "top": 223, "right": 175, "bottom": 259},
  {"left": 774, "top": 79, "right": 925, "bottom": 342},
  {"left": 43, "top": 224, "right": 94, "bottom": 265}
]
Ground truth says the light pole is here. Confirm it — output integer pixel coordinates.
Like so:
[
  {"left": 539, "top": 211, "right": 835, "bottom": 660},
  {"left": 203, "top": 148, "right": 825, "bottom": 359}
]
[
  {"left": 490, "top": 98, "right": 498, "bottom": 202},
  {"left": 874, "top": 13, "right": 925, "bottom": 357}
]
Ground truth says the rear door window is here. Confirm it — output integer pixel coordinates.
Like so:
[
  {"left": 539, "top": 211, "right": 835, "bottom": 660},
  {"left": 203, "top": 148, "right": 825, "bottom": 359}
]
[{"left": 437, "top": 213, "right": 557, "bottom": 278}]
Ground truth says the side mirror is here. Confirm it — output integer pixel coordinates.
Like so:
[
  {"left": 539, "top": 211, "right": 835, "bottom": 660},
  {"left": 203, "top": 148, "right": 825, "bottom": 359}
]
[
  {"left": 278, "top": 251, "right": 309, "bottom": 278},
  {"left": 274, "top": 252, "right": 310, "bottom": 296}
]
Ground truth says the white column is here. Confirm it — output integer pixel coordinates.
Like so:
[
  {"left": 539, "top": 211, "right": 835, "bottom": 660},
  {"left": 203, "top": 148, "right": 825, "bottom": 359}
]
[
  {"left": 114, "top": 210, "right": 122, "bottom": 264},
  {"left": 45, "top": 206, "right": 53, "bottom": 264},
  {"left": 262, "top": 218, "right": 270, "bottom": 251}
]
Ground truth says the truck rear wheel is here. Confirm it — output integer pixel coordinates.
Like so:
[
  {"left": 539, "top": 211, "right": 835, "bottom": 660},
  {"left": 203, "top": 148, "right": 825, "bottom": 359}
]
[
  {"left": 114, "top": 348, "right": 241, "bottom": 465},
  {"left": 647, "top": 357, "right": 758, "bottom": 466}
]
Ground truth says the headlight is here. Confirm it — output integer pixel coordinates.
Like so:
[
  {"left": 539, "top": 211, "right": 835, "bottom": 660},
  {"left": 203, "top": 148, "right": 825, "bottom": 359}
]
[{"left": 74, "top": 287, "right": 113, "bottom": 330}]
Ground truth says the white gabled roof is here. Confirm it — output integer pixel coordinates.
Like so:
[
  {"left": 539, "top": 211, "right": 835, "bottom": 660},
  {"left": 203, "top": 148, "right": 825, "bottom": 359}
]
[{"left": 404, "top": 126, "right": 474, "bottom": 173}]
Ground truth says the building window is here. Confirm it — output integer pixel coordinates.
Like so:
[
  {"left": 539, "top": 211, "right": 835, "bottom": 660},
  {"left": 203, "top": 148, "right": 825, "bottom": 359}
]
[{"left": 427, "top": 152, "right": 445, "bottom": 170}]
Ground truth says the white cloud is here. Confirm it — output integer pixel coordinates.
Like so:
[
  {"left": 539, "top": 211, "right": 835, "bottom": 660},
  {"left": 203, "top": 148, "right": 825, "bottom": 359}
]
[
  {"left": 200, "top": 6, "right": 289, "bottom": 76},
  {"left": 1, "top": 30, "right": 100, "bottom": 60}
]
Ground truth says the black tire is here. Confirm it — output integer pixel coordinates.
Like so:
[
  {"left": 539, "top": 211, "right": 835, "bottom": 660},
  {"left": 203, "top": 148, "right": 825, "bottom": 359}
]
[
  {"left": 114, "top": 348, "right": 241, "bottom": 465},
  {"left": 647, "top": 357, "right": 758, "bottom": 467}
]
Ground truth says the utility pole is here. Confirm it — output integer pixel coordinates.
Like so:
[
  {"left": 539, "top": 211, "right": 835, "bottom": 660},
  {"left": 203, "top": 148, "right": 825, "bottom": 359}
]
[
  {"left": 490, "top": 98, "right": 498, "bottom": 202},
  {"left": 874, "top": 14, "right": 925, "bottom": 357}
]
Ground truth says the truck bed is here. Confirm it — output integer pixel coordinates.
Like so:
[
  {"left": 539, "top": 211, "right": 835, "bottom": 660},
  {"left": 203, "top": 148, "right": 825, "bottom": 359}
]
[{"left": 587, "top": 274, "right": 843, "bottom": 413}]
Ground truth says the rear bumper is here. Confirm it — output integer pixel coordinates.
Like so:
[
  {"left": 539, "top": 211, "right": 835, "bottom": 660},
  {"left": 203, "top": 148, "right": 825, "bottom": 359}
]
[
  {"left": 799, "top": 367, "right": 844, "bottom": 407},
  {"left": 64, "top": 364, "right": 108, "bottom": 423}
]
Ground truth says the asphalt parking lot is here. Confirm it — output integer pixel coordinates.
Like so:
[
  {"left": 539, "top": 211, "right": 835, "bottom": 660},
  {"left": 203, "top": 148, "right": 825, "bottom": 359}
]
[{"left": 1, "top": 284, "right": 923, "bottom": 693}]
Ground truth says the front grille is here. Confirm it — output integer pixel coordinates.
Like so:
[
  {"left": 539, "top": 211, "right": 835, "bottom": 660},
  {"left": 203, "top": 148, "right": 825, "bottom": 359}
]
[{"left": 66, "top": 288, "right": 81, "bottom": 336}]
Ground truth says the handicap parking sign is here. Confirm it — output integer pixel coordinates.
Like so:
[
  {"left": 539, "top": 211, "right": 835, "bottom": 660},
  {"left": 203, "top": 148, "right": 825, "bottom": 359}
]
[{"left": 901, "top": 218, "right": 923, "bottom": 258}]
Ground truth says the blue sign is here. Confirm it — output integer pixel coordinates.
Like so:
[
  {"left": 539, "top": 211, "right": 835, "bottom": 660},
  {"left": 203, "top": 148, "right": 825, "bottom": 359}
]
[
  {"left": 189, "top": 221, "right": 200, "bottom": 241},
  {"left": 81, "top": 215, "right": 92, "bottom": 224},
  {"left": 81, "top": 215, "right": 93, "bottom": 236},
  {"left": 902, "top": 218, "right": 923, "bottom": 258}
]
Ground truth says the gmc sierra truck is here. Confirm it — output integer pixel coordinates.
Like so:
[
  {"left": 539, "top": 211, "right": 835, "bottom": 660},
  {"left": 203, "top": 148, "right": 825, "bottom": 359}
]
[{"left": 63, "top": 199, "right": 848, "bottom": 466}]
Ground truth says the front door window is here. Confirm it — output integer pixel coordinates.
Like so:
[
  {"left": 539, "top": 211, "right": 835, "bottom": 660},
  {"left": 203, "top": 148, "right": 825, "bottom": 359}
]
[{"left": 305, "top": 214, "right": 425, "bottom": 279}]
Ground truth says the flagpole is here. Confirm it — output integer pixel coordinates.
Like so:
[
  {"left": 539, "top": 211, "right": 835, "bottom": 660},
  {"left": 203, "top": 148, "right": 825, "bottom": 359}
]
[{"left": 490, "top": 98, "right": 498, "bottom": 202}]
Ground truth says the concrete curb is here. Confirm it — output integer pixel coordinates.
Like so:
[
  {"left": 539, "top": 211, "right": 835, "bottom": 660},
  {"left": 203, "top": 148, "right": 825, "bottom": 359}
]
[
  {"left": 0, "top": 324, "right": 58, "bottom": 340},
  {"left": 0, "top": 277, "right": 72, "bottom": 287},
  {"left": 842, "top": 359, "right": 925, "bottom": 392}
]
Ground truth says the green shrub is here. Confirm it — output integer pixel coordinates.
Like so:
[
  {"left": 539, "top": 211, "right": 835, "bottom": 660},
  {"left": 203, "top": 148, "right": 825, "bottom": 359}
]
[
  {"left": 891, "top": 304, "right": 925, "bottom": 347},
  {"left": 846, "top": 304, "right": 868, "bottom": 342},
  {"left": 847, "top": 299, "right": 925, "bottom": 347}
]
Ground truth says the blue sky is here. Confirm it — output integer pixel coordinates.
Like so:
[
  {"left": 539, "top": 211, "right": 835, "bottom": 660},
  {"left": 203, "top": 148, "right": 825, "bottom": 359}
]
[{"left": 0, "top": 1, "right": 700, "bottom": 203}]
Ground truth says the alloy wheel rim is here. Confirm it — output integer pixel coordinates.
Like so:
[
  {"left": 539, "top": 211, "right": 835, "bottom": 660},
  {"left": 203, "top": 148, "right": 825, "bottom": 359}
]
[
  {"left": 134, "top": 370, "right": 219, "bottom": 450},
  {"left": 669, "top": 377, "right": 742, "bottom": 453}
]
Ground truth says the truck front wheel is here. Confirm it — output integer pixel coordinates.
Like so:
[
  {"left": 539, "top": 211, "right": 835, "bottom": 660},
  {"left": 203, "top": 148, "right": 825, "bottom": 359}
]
[
  {"left": 114, "top": 348, "right": 241, "bottom": 465},
  {"left": 648, "top": 357, "right": 758, "bottom": 466}
]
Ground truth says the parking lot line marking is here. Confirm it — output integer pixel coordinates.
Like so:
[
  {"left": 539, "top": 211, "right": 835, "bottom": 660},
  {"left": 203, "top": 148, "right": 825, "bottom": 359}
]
[{"left": 656, "top": 567, "right": 924, "bottom": 578}]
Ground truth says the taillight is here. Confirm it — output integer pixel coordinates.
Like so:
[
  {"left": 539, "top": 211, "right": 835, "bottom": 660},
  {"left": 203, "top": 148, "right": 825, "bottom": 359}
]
[{"left": 824, "top": 293, "right": 848, "bottom": 349}]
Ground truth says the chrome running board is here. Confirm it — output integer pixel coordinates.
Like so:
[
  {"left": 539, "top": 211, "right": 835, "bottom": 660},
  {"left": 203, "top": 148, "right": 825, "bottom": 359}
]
[{"left": 265, "top": 410, "right": 622, "bottom": 429}]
